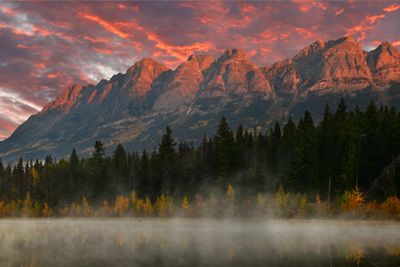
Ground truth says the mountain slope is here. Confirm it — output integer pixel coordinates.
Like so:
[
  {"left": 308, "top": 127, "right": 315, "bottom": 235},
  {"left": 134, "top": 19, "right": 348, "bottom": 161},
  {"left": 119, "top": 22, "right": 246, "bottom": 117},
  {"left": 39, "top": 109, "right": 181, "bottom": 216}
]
[{"left": 1, "top": 36, "right": 399, "bottom": 162}]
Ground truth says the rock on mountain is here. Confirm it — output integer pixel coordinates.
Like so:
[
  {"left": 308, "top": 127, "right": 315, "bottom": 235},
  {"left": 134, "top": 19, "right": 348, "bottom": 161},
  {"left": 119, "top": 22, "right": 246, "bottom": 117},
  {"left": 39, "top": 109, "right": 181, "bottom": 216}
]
[{"left": 0, "top": 36, "right": 399, "bottom": 162}]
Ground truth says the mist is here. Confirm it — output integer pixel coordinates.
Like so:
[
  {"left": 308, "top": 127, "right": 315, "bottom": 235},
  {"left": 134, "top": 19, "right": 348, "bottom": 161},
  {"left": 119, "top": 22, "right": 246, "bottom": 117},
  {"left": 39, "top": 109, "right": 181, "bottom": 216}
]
[{"left": 0, "top": 218, "right": 399, "bottom": 266}]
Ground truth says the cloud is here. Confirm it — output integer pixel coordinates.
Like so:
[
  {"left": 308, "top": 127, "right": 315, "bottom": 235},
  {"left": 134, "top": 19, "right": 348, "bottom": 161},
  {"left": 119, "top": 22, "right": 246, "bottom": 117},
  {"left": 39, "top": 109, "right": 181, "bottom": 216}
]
[
  {"left": 383, "top": 4, "right": 400, "bottom": 12},
  {"left": 78, "top": 12, "right": 130, "bottom": 39}
]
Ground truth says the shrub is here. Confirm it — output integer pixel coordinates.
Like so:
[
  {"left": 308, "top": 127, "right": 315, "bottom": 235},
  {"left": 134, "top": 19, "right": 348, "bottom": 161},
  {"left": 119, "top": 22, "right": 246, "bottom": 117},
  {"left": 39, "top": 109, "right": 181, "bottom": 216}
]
[
  {"left": 114, "top": 195, "right": 129, "bottom": 216},
  {"left": 342, "top": 189, "right": 364, "bottom": 211},
  {"left": 381, "top": 196, "right": 400, "bottom": 217}
]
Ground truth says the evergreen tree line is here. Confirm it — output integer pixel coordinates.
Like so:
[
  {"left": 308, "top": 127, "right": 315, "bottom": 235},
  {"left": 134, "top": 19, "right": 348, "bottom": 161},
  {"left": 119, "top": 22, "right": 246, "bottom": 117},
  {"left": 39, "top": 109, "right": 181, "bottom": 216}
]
[{"left": 0, "top": 99, "right": 399, "bottom": 208}]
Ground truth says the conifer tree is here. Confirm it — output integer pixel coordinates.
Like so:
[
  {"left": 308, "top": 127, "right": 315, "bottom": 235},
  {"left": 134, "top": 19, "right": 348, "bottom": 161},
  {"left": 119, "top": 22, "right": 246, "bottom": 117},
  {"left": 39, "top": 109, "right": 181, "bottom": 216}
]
[
  {"left": 159, "top": 126, "right": 176, "bottom": 195},
  {"left": 291, "top": 111, "right": 318, "bottom": 192},
  {"left": 69, "top": 148, "right": 80, "bottom": 197},
  {"left": 112, "top": 144, "right": 128, "bottom": 191}
]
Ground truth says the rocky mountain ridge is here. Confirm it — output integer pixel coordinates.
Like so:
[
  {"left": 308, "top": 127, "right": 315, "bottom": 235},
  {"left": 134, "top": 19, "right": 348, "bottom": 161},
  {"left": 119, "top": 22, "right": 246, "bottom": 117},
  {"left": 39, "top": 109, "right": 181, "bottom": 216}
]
[{"left": 1, "top": 36, "right": 399, "bottom": 162}]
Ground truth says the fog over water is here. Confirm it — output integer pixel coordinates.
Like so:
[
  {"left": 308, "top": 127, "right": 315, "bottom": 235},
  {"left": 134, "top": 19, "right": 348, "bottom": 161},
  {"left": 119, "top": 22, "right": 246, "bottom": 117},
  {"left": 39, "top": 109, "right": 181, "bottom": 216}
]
[{"left": 0, "top": 219, "right": 399, "bottom": 266}]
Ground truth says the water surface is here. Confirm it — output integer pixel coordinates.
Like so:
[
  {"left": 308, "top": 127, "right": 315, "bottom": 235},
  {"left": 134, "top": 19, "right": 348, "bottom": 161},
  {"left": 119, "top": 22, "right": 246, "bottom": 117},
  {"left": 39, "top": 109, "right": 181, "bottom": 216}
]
[{"left": 0, "top": 218, "right": 399, "bottom": 266}]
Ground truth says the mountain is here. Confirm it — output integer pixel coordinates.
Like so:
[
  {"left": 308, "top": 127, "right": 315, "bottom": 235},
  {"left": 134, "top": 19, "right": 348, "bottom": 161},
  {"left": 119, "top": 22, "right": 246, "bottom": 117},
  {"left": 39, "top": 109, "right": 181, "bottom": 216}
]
[{"left": 1, "top": 36, "right": 399, "bottom": 162}]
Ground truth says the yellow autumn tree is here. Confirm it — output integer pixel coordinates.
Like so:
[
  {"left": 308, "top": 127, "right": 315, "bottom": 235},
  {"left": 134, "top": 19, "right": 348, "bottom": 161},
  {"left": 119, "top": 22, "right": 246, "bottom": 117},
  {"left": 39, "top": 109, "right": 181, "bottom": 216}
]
[
  {"left": 42, "top": 202, "right": 52, "bottom": 217},
  {"left": 295, "top": 194, "right": 308, "bottom": 216},
  {"left": 30, "top": 167, "right": 39, "bottom": 188},
  {"left": 101, "top": 200, "right": 112, "bottom": 216},
  {"left": 143, "top": 196, "right": 154, "bottom": 216},
  {"left": 129, "top": 191, "right": 137, "bottom": 212},
  {"left": 22, "top": 193, "right": 33, "bottom": 217},
  {"left": 275, "top": 184, "right": 289, "bottom": 211},
  {"left": 181, "top": 196, "right": 190, "bottom": 214},
  {"left": 256, "top": 193, "right": 266, "bottom": 210},
  {"left": 342, "top": 189, "right": 364, "bottom": 211},
  {"left": 134, "top": 198, "right": 144, "bottom": 214},
  {"left": 156, "top": 195, "right": 174, "bottom": 217},
  {"left": 114, "top": 195, "right": 129, "bottom": 216},
  {"left": 81, "top": 196, "right": 91, "bottom": 216},
  {"left": 381, "top": 196, "right": 400, "bottom": 217},
  {"left": 226, "top": 184, "right": 235, "bottom": 202}
]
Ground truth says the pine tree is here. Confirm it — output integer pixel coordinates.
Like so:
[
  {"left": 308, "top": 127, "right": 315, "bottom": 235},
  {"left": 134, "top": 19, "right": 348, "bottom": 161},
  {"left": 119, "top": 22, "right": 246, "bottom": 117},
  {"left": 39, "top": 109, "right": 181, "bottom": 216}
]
[
  {"left": 359, "top": 101, "right": 380, "bottom": 190},
  {"left": 90, "top": 140, "right": 107, "bottom": 197},
  {"left": 267, "top": 121, "right": 281, "bottom": 175},
  {"left": 318, "top": 105, "right": 335, "bottom": 195},
  {"left": 136, "top": 150, "right": 150, "bottom": 198},
  {"left": 159, "top": 126, "right": 176, "bottom": 196},
  {"left": 0, "top": 159, "right": 4, "bottom": 199},
  {"left": 291, "top": 111, "right": 318, "bottom": 192},
  {"left": 215, "top": 117, "right": 238, "bottom": 178},
  {"left": 69, "top": 148, "right": 80, "bottom": 198},
  {"left": 277, "top": 117, "right": 296, "bottom": 187},
  {"left": 112, "top": 144, "right": 128, "bottom": 191}
]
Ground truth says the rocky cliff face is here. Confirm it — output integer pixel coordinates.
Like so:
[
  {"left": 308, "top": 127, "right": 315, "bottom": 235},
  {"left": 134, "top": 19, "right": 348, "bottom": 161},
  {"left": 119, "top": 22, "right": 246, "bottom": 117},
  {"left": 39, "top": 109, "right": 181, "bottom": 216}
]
[
  {"left": 367, "top": 42, "right": 400, "bottom": 85},
  {"left": 153, "top": 55, "right": 214, "bottom": 112},
  {"left": 1, "top": 36, "right": 399, "bottom": 162},
  {"left": 200, "top": 48, "right": 272, "bottom": 98},
  {"left": 265, "top": 36, "right": 399, "bottom": 97}
]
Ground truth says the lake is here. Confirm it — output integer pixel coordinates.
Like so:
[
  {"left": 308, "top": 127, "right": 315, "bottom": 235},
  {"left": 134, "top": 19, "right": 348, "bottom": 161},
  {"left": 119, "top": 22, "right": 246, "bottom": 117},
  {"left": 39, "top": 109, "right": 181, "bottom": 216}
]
[{"left": 0, "top": 218, "right": 399, "bottom": 266}]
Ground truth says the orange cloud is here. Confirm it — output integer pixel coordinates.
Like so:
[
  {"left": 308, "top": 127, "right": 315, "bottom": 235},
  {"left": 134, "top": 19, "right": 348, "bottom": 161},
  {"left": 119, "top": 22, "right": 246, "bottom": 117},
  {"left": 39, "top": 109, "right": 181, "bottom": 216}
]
[
  {"left": 94, "top": 47, "right": 113, "bottom": 55},
  {"left": 295, "top": 27, "right": 316, "bottom": 39},
  {"left": 47, "top": 72, "right": 63, "bottom": 79},
  {"left": 115, "top": 21, "right": 143, "bottom": 31},
  {"left": 35, "top": 63, "right": 46, "bottom": 69},
  {"left": 118, "top": 3, "right": 127, "bottom": 9},
  {"left": 0, "top": 6, "right": 16, "bottom": 16},
  {"left": 336, "top": 9, "right": 345, "bottom": 15},
  {"left": 83, "top": 36, "right": 111, "bottom": 44},
  {"left": 292, "top": 0, "right": 328, "bottom": 13},
  {"left": 147, "top": 32, "right": 214, "bottom": 64},
  {"left": 32, "top": 25, "right": 53, "bottom": 37},
  {"left": 17, "top": 44, "right": 30, "bottom": 49},
  {"left": 383, "top": 4, "right": 400, "bottom": 12},
  {"left": 346, "top": 24, "right": 373, "bottom": 41},
  {"left": 241, "top": 3, "right": 256, "bottom": 13},
  {"left": 392, "top": 40, "right": 400, "bottom": 46},
  {"left": 367, "top": 14, "right": 385, "bottom": 24},
  {"left": 78, "top": 12, "right": 130, "bottom": 39}
]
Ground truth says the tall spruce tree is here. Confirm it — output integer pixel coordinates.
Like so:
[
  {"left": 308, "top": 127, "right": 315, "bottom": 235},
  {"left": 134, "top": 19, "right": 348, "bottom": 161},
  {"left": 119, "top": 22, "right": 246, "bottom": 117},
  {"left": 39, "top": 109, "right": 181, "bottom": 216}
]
[
  {"left": 112, "top": 144, "right": 128, "bottom": 192},
  {"left": 91, "top": 140, "right": 107, "bottom": 197},
  {"left": 159, "top": 126, "right": 176, "bottom": 195},
  {"left": 291, "top": 111, "right": 318, "bottom": 192},
  {"left": 69, "top": 148, "right": 80, "bottom": 198},
  {"left": 215, "top": 117, "right": 239, "bottom": 180}
]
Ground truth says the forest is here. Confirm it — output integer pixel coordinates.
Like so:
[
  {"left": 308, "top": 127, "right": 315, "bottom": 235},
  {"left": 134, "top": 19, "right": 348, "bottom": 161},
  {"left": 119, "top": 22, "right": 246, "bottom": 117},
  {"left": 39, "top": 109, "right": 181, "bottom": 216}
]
[{"left": 0, "top": 99, "right": 400, "bottom": 218}]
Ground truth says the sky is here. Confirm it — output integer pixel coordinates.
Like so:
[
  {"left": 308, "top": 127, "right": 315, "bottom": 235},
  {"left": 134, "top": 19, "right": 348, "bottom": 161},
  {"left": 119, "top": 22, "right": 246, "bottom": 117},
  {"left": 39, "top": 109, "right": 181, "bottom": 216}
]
[{"left": 0, "top": 1, "right": 399, "bottom": 140}]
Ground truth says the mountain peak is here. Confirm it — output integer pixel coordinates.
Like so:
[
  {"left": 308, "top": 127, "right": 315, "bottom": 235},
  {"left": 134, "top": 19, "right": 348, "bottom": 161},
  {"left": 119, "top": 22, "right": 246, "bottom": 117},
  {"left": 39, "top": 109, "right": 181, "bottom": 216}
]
[
  {"left": 127, "top": 58, "right": 167, "bottom": 73},
  {"left": 376, "top": 41, "right": 399, "bottom": 55},
  {"left": 43, "top": 84, "right": 85, "bottom": 112},
  {"left": 367, "top": 40, "right": 400, "bottom": 83},
  {"left": 220, "top": 48, "right": 247, "bottom": 61},
  {"left": 187, "top": 54, "right": 214, "bottom": 70}
]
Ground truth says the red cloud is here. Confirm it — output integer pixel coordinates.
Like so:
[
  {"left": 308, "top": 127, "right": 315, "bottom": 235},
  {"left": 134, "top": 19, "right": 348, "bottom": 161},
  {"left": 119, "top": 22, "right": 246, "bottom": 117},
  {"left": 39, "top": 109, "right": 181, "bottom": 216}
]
[
  {"left": 78, "top": 12, "right": 130, "bottom": 39},
  {"left": 292, "top": 0, "right": 328, "bottom": 13},
  {"left": 336, "top": 9, "right": 345, "bottom": 15},
  {"left": 383, "top": 4, "right": 400, "bottom": 12},
  {"left": 147, "top": 32, "right": 214, "bottom": 65},
  {"left": 240, "top": 3, "right": 256, "bottom": 13},
  {"left": 83, "top": 36, "right": 111, "bottom": 44},
  {"left": 94, "top": 47, "right": 113, "bottom": 55},
  {"left": 367, "top": 14, "right": 385, "bottom": 24}
]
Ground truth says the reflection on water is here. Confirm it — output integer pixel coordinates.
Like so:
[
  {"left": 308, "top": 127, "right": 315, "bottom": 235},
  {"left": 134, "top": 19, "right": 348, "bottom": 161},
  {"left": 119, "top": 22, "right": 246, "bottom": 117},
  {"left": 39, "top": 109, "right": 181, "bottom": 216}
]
[{"left": 0, "top": 219, "right": 399, "bottom": 266}]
